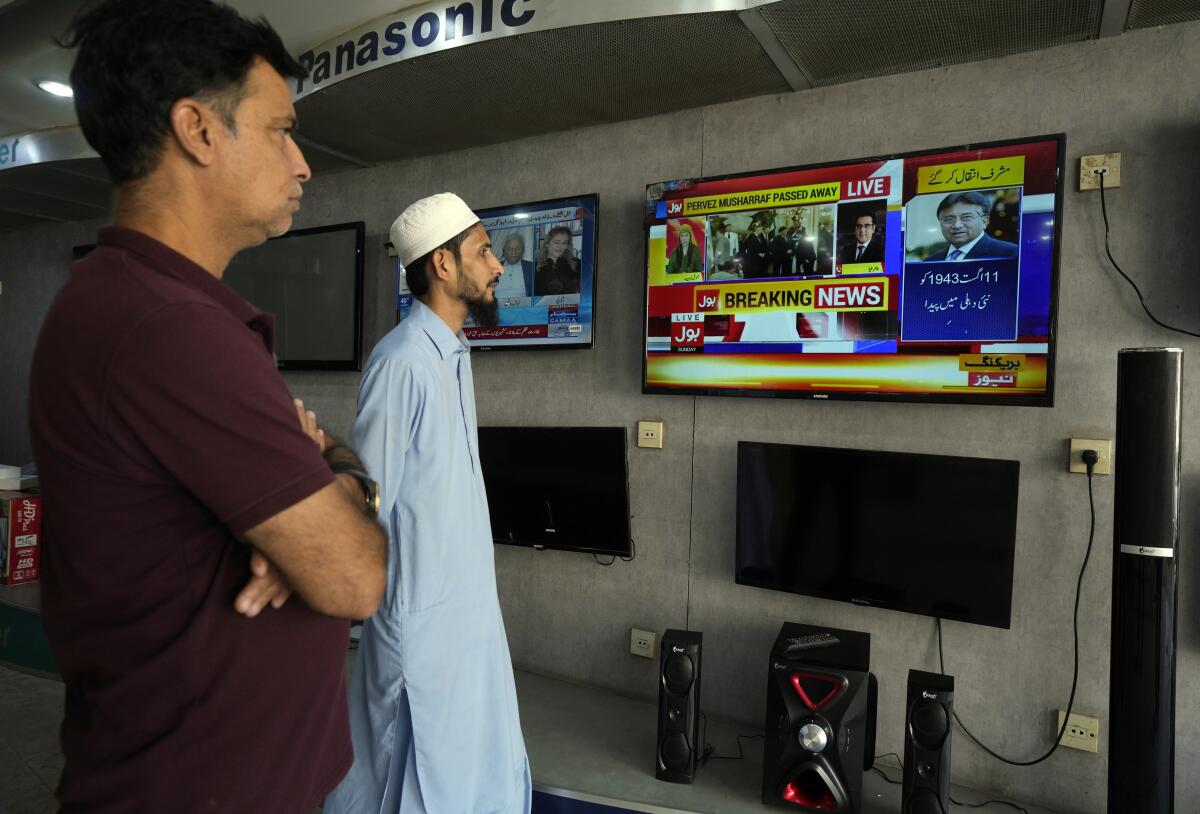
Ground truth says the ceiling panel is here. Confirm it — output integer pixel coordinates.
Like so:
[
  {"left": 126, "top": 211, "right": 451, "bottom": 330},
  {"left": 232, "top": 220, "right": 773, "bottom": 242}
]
[
  {"left": 759, "top": 0, "right": 1105, "bottom": 87},
  {"left": 293, "top": 11, "right": 790, "bottom": 164}
]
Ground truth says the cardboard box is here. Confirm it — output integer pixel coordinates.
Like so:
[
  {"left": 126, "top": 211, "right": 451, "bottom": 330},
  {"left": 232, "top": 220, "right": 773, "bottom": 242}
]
[{"left": 0, "top": 491, "right": 41, "bottom": 585}]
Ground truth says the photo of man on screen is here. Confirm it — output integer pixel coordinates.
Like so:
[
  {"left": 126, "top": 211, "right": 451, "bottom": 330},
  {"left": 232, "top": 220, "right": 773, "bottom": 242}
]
[
  {"left": 837, "top": 201, "right": 886, "bottom": 268},
  {"left": 924, "top": 190, "right": 1019, "bottom": 261},
  {"left": 495, "top": 230, "right": 535, "bottom": 299}
]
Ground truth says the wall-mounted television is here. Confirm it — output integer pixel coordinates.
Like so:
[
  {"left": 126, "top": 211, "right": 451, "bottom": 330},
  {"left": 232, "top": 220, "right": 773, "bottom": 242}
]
[
  {"left": 643, "top": 134, "right": 1063, "bottom": 406},
  {"left": 736, "top": 441, "right": 1019, "bottom": 628},
  {"left": 478, "top": 426, "right": 631, "bottom": 556},
  {"left": 223, "top": 221, "right": 364, "bottom": 370},
  {"left": 397, "top": 193, "right": 598, "bottom": 350},
  {"left": 73, "top": 223, "right": 364, "bottom": 371}
]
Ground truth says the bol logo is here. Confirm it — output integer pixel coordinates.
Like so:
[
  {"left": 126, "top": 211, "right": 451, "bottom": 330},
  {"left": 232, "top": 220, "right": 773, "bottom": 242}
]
[
  {"left": 671, "top": 322, "right": 703, "bottom": 349},
  {"left": 667, "top": 200, "right": 683, "bottom": 215},
  {"left": 696, "top": 289, "right": 720, "bottom": 312}
]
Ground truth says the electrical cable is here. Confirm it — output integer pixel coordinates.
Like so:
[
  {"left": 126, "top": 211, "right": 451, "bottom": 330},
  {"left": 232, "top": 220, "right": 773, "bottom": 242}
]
[
  {"left": 591, "top": 537, "right": 636, "bottom": 566},
  {"left": 937, "top": 458, "right": 1098, "bottom": 766},
  {"left": 697, "top": 709, "right": 761, "bottom": 764},
  {"left": 872, "top": 754, "right": 1029, "bottom": 812},
  {"left": 1096, "top": 169, "right": 1200, "bottom": 337}
]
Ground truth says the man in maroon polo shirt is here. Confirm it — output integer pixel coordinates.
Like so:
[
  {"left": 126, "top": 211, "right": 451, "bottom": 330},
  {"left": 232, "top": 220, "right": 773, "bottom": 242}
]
[{"left": 28, "top": 1, "right": 387, "bottom": 810}]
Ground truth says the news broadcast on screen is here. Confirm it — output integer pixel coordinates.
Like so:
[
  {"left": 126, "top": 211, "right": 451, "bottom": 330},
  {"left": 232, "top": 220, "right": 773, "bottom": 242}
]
[
  {"left": 642, "top": 135, "right": 1063, "bottom": 405},
  {"left": 397, "top": 193, "right": 597, "bottom": 350}
]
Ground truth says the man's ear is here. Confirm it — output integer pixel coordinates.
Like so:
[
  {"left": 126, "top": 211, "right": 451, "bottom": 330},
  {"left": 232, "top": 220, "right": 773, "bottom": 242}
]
[
  {"left": 169, "top": 98, "right": 219, "bottom": 167},
  {"left": 430, "top": 247, "right": 455, "bottom": 282}
]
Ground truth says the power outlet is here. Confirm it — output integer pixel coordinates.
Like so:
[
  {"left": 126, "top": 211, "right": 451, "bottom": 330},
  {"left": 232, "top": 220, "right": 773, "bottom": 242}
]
[
  {"left": 1057, "top": 710, "right": 1100, "bottom": 753},
  {"left": 637, "top": 421, "right": 664, "bottom": 449},
  {"left": 1079, "top": 153, "right": 1121, "bottom": 191},
  {"left": 1067, "top": 438, "right": 1112, "bottom": 475},
  {"left": 630, "top": 627, "right": 656, "bottom": 659}
]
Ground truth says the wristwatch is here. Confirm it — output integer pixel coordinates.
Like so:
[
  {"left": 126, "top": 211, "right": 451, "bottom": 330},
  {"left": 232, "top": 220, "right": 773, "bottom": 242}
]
[{"left": 332, "top": 466, "right": 380, "bottom": 517}]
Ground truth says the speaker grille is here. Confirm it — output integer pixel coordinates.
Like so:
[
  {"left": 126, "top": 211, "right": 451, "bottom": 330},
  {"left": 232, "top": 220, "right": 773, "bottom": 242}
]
[{"left": 1127, "top": 0, "right": 1200, "bottom": 28}]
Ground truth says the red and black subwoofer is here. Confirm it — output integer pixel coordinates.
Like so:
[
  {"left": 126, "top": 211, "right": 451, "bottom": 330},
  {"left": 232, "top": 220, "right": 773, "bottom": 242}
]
[{"left": 762, "top": 624, "right": 877, "bottom": 812}]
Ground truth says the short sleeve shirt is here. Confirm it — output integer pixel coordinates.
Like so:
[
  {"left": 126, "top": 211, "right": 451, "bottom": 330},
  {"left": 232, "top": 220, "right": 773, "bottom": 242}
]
[{"left": 29, "top": 227, "right": 350, "bottom": 812}]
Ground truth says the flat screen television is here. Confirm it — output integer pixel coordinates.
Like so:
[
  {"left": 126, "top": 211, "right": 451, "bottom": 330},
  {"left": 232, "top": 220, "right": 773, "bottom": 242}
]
[
  {"left": 643, "top": 134, "right": 1064, "bottom": 406},
  {"left": 223, "top": 221, "right": 364, "bottom": 370},
  {"left": 736, "top": 441, "right": 1019, "bottom": 628},
  {"left": 396, "top": 193, "right": 598, "bottom": 349},
  {"left": 74, "top": 222, "right": 365, "bottom": 371},
  {"left": 478, "top": 426, "right": 631, "bottom": 556}
]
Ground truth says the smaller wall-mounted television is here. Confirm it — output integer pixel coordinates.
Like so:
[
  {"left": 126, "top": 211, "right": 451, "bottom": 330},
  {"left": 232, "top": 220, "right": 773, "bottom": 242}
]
[
  {"left": 736, "top": 441, "right": 1019, "bottom": 628},
  {"left": 643, "top": 134, "right": 1064, "bottom": 406},
  {"left": 397, "top": 194, "right": 598, "bottom": 350},
  {"left": 224, "top": 221, "right": 364, "bottom": 370},
  {"left": 478, "top": 426, "right": 631, "bottom": 556}
]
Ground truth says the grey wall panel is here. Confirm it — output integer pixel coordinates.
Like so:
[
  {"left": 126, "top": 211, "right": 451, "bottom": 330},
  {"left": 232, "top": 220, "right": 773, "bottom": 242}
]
[{"left": 3, "top": 19, "right": 1200, "bottom": 814}]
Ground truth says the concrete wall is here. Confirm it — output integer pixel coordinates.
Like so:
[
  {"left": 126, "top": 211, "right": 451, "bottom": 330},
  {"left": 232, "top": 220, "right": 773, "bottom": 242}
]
[{"left": 3, "top": 19, "right": 1199, "bottom": 814}]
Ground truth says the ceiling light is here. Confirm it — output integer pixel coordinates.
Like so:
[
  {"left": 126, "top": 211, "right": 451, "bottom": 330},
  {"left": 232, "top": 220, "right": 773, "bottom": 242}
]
[{"left": 37, "top": 81, "right": 73, "bottom": 98}]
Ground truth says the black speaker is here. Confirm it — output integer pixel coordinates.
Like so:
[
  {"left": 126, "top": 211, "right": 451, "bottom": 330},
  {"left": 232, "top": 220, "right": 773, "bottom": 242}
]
[
  {"left": 902, "top": 669, "right": 954, "bottom": 814},
  {"left": 656, "top": 629, "right": 702, "bottom": 783},
  {"left": 762, "top": 623, "right": 876, "bottom": 812},
  {"left": 1109, "top": 347, "right": 1182, "bottom": 814}
]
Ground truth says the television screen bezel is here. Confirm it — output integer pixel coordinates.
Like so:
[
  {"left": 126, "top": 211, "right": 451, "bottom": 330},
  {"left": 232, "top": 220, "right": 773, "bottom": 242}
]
[
  {"left": 478, "top": 425, "right": 632, "bottom": 557},
  {"left": 398, "top": 193, "right": 600, "bottom": 351},
  {"left": 235, "top": 220, "right": 365, "bottom": 372},
  {"left": 73, "top": 221, "right": 366, "bottom": 372},
  {"left": 640, "top": 133, "right": 1065, "bottom": 407},
  {"left": 734, "top": 440, "right": 1019, "bottom": 629}
]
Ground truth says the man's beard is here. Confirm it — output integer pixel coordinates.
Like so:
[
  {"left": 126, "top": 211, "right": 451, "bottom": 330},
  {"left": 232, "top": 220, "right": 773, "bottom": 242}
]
[{"left": 460, "top": 274, "right": 500, "bottom": 328}]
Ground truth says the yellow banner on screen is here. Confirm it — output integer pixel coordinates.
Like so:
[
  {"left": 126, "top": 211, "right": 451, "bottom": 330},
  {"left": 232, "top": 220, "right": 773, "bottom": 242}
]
[
  {"left": 958, "top": 353, "right": 1026, "bottom": 372},
  {"left": 675, "top": 182, "right": 842, "bottom": 217},
  {"left": 917, "top": 157, "right": 1025, "bottom": 193},
  {"left": 693, "top": 278, "right": 889, "bottom": 314}
]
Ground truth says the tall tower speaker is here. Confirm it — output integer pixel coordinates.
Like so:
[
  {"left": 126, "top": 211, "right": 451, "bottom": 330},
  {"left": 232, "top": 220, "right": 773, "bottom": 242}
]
[
  {"left": 902, "top": 670, "right": 954, "bottom": 814},
  {"left": 1109, "top": 347, "right": 1182, "bottom": 814},
  {"left": 656, "top": 629, "right": 702, "bottom": 783}
]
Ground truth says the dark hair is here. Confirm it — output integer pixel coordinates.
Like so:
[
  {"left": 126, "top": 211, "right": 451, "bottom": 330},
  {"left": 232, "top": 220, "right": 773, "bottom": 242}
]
[
  {"left": 405, "top": 223, "right": 476, "bottom": 298},
  {"left": 855, "top": 212, "right": 877, "bottom": 226},
  {"left": 936, "top": 191, "right": 992, "bottom": 219},
  {"left": 61, "top": 0, "right": 307, "bottom": 184}
]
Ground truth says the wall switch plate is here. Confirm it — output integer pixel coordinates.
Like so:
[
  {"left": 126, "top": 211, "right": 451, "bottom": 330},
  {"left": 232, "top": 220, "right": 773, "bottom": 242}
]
[
  {"left": 1079, "top": 153, "right": 1121, "bottom": 191},
  {"left": 1068, "top": 438, "right": 1112, "bottom": 475},
  {"left": 1057, "top": 710, "right": 1100, "bottom": 753},
  {"left": 630, "top": 628, "right": 656, "bottom": 659},
  {"left": 637, "top": 421, "right": 664, "bottom": 449}
]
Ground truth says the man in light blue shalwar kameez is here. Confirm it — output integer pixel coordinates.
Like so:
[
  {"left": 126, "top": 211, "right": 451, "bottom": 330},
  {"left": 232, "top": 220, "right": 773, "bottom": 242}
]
[{"left": 326, "top": 193, "right": 531, "bottom": 814}]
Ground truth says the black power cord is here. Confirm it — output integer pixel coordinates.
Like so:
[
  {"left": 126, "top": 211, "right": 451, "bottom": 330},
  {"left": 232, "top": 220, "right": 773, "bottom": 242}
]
[
  {"left": 697, "top": 711, "right": 763, "bottom": 763},
  {"left": 871, "top": 754, "right": 1030, "bottom": 812},
  {"left": 937, "top": 449, "right": 1099, "bottom": 766},
  {"left": 592, "top": 537, "right": 636, "bottom": 566},
  {"left": 1096, "top": 169, "right": 1200, "bottom": 337}
]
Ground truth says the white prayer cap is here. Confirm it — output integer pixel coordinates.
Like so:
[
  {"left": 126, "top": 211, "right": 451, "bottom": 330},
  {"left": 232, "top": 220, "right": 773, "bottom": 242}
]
[{"left": 389, "top": 192, "right": 480, "bottom": 267}]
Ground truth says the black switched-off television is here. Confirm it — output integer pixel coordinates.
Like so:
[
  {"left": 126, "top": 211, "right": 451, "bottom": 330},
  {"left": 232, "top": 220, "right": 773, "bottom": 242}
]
[
  {"left": 223, "top": 221, "right": 365, "bottom": 370},
  {"left": 73, "top": 222, "right": 365, "bottom": 371},
  {"left": 643, "top": 134, "right": 1064, "bottom": 406},
  {"left": 736, "top": 441, "right": 1019, "bottom": 628},
  {"left": 478, "top": 426, "right": 631, "bottom": 557}
]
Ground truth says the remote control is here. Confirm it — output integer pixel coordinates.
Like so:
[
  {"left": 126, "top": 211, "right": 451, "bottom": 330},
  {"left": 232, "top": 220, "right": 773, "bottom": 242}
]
[{"left": 783, "top": 632, "right": 839, "bottom": 653}]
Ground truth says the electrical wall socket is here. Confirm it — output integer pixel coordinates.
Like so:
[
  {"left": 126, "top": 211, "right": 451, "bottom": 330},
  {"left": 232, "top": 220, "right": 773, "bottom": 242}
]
[
  {"left": 1057, "top": 710, "right": 1100, "bottom": 753},
  {"left": 1079, "top": 153, "right": 1121, "bottom": 191},
  {"left": 1067, "top": 438, "right": 1112, "bottom": 475},
  {"left": 630, "top": 628, "right": 656, "bottom": 659},
  {"left": 637, "top": 421, "right": 664, "bottom": 449}
]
